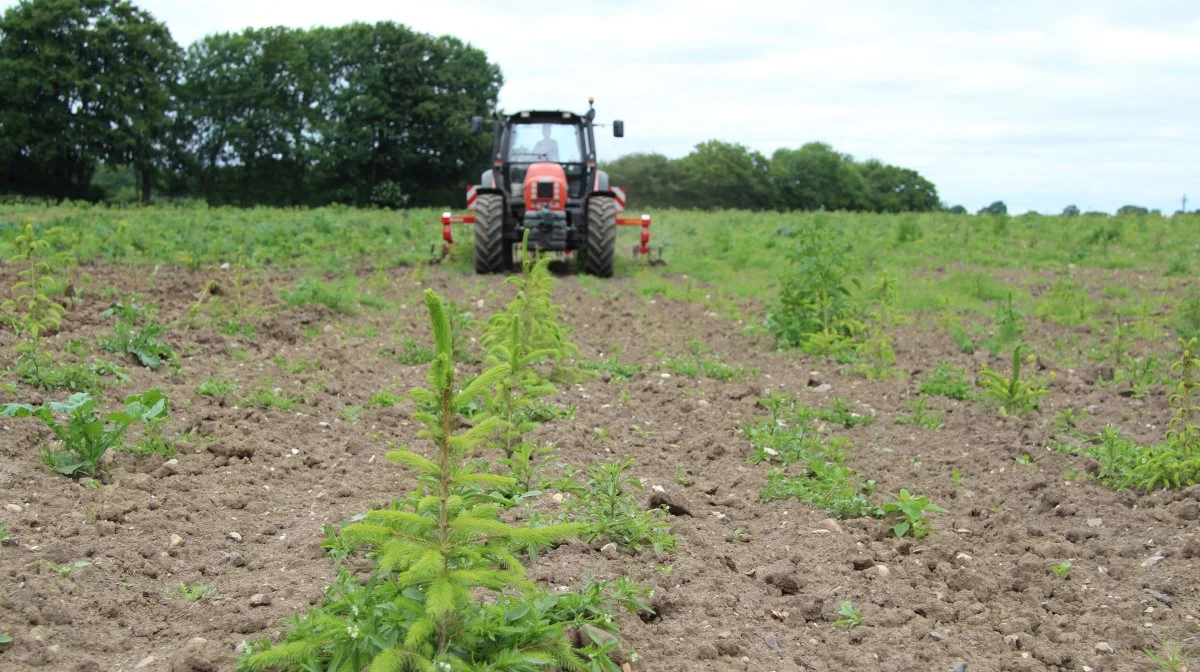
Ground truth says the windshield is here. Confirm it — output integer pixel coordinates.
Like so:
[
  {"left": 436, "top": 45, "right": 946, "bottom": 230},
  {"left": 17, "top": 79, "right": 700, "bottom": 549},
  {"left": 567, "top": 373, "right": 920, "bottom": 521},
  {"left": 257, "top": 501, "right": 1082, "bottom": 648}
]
[{"left": 508, "top": 122, "right": 583, "bottom": 163}]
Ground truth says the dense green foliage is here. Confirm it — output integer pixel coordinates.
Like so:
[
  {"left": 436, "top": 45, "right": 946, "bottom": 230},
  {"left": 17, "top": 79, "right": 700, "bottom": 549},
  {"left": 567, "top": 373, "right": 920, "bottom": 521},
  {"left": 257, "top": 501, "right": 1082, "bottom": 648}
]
[
  {"left": 0, "top": 0, "right": 946, "bottom": 213},
  {"left": 602, "top": 140, "right": 940, "bottom": 213},
  {"left": 0, "top": 0, "right": 500, "bottom": 208}
]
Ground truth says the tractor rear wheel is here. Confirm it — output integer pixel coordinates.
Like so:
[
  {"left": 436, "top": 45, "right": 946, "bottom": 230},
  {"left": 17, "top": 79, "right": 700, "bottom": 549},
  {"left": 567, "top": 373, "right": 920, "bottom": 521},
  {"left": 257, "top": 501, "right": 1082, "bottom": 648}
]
[
  {"left": 585, "top": 196, "right": 616, "bottom": 277},
  {"left": 474, "top": 194, "right": 508, "bottom": 274}
]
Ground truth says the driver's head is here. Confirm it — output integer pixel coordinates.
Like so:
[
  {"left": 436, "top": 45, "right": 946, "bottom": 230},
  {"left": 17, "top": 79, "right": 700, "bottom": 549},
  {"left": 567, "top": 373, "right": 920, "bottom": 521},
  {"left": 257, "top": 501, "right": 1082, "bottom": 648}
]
[{"left": 542, "top": 124, "right": 552, "bottom": 139}]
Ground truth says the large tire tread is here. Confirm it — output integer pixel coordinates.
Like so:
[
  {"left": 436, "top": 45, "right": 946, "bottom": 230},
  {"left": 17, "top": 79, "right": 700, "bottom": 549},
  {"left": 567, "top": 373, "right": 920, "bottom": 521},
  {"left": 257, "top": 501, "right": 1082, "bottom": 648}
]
[
  {"left": 474, "top": 194, "right": 507, "bottom": 273},
  {"left": 585, "top": 196, "right": 616, "bottom": 277}
]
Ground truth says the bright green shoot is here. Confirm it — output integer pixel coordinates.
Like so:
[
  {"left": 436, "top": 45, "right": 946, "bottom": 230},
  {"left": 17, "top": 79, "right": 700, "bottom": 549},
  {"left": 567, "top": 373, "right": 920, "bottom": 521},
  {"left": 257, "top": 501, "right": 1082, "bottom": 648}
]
[{"left": 881, "top": 488, "right": 947, "bottom": 539}]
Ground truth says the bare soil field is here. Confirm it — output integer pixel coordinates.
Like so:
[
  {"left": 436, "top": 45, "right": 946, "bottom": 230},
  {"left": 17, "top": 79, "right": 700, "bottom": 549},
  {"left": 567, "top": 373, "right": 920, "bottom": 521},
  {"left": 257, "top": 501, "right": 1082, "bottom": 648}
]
[{"left": 1, "top": 262, "right": 1197, "bottom": 672}]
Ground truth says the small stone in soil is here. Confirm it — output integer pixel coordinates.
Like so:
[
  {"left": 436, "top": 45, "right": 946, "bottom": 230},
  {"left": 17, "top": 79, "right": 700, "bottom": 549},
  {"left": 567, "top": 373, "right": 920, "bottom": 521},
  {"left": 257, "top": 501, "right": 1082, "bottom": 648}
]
[
  {"left": 600, "top": 543, "right": 618, "bottom": 558},
  {"left": 1144, "top": 589, "right": 1174, "bottom": 606},
  {"left": 952, "top": 663, "right": 968, "bottom": 672},
  {"left": 930, "top": 631, "right": 945, "bottom": 641},
  {"left": 169, "top": 534, "right": 184, "bottom": 548},
  {"left": 228, "top": 532, "right": 243, "bottom": 542},
  {"left": 764, "top": 633, "right": 780, "bottom": 652},
  {"left": 4, "top": 503, "right": 23, "bottom": 513},
  {"left": 250, "top": 593, "right": 271, "bottom": 607},
  {"left": 1095, "top": 642, "right": 1114, "bottom": 654}
]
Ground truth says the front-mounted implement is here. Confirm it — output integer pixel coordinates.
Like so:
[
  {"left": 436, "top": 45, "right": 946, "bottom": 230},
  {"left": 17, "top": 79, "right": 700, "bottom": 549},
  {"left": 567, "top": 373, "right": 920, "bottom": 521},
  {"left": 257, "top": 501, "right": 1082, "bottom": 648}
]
[{"left": 432, "top": 97, "right": 664, "bottom": 275}]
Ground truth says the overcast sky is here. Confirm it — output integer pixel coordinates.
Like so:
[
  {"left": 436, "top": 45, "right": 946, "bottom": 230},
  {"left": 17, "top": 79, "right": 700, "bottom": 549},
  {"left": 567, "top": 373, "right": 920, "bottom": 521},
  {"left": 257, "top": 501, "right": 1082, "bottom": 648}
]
[{"left": 7, "top": 0, "right": 1199, "bottom": 213}]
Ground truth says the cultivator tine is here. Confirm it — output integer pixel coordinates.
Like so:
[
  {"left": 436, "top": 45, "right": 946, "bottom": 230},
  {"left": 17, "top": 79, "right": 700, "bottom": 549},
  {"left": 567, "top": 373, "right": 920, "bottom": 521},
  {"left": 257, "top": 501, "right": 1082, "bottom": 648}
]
[{"left": 432, "top": 210, "right": 475, "bottom": 264}]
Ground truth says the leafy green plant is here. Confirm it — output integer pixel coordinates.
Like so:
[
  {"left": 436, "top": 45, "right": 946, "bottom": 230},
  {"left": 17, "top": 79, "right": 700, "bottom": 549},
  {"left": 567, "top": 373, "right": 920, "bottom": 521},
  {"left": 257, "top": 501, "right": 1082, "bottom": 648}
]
[
  {"left": 98, "top": 303, "right": 177, "bottom": 370},
  {"left": 238, "top": 289, "right": 629, "bottom": 671},
  {"left": 893, "top": 398, "right": 942, "bottom": 429},
  {"left": 767, "top": 221, "right": 864, "bottom": 353},
  {"left": 984, "top": 292, "right": 1025, "bottom": 353},
  {"left": 366, "top": 390, "right": 402, "bottom": 409},
  {"left": 1143, "top": 638, "right": 1192, "bottom": 672},
  {"left": 3, "top": 222, "right": 67, "bottom": 382},
  {"left": 2, "top": 389, "right": 168, "bottom": 477},
  {"left": 1166, "top": 337, "right": 1198, "bottom": 458},
  {"left": 556, "top": 459, "right": 676, "bottom": 554},
  {"left": 280, "top": 275, "right": 380, "bottom": 316},
  {"left": 386, "top": 336, "right": 435, "bottom": 365},
  {"left": 48, "top": 560, "right": 93, "bottom": 578},
  {"left": 745, "top": 396, "right": 880, "bottom": 518},
  {"left": 1050, "top": 560, "right": 1072, "bottom": 579},
  {"left": 919, "top": 361, "right": 975, "bottom": 400},
  {"left": 580, "top": 356, "right": 643, "bottom": 383},
  {"left": 881, "top": 488, "right": 947, "bottom": 539},
  {"left": 832, "top": 601, "right": 862, "bottom": 629},
  {"left": 245, "top": 383, "right": 301, "bottom": 411},
  {"left": 661, "top": 339, "right": 752, "bottom": 381},
  {"left": 977, "top": 346, "right": 1051, "bottom": 416},
  {"left": 172, "top": 583, "right": 216, "bottom": 602},
  {"left": 1036, "top": 280, "right": 1092, "bottom": 327},
  {"left": 196, "top": 375, "right": 237, "bottom": 396},
  {"left": 1175, "top": 294, "right": 1200, "bottom": 340}
]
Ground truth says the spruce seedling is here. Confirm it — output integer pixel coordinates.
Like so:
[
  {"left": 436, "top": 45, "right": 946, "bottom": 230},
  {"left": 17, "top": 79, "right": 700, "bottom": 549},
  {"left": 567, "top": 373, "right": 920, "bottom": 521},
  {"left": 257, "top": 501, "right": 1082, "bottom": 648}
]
[
  {"left": 977, "top": 346, "right": 1050, "bottom": 416},
  {"left": 239, "top": 289, "right": 590, "bottom": 671},
  {"left": 480, "top": 231, "right": 580, "bottom": 382},
  {"left": 2, "top": 222, "right": 66, "bottom": 378}
]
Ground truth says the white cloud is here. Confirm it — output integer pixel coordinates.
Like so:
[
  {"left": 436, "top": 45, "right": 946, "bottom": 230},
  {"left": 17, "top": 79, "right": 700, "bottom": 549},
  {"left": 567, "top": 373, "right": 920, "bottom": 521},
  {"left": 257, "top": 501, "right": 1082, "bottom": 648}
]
[{"left": 3, "top": 0, "right": 1197, "bottom": 213}]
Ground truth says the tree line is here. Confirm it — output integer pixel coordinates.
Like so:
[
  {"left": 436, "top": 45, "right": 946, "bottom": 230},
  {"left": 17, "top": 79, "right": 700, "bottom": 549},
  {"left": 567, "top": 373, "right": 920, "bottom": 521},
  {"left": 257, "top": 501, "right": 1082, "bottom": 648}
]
[
  {"left": 0, "top": 0, "right": 500, "bottom": 207},
  {"left": 601, "top": 140, "right": 942, "bottom": 213},
  {"left": 1, "top": 0, "right": 948, "bottom": 213}
]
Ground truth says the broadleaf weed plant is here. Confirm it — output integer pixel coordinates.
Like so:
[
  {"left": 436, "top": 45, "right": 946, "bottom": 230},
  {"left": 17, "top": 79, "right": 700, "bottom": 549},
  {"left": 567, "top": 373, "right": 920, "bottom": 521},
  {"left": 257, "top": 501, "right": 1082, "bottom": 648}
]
[
  {"left": 237, "top": 289, "right": 639, "bottom": 671},
  {"left": 1, "top": 389, "right": 168, "bottom": 477}
]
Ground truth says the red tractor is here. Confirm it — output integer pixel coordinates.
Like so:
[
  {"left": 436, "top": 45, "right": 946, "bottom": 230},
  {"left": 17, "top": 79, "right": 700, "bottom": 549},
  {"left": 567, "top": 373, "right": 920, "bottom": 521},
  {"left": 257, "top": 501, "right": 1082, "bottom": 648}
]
[{"left": 436, "top": 97, "right": 662, "bottom": 276}]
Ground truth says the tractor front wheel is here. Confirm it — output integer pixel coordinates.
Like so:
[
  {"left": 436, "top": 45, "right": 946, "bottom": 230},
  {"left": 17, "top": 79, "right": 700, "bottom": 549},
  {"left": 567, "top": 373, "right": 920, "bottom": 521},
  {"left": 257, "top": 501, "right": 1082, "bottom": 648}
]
[
  {"left": 585, "top": 196, "right": 616, "bottom": 277},
  {"left": 474, "top": 194, "right": 509, "bottom": 274}
]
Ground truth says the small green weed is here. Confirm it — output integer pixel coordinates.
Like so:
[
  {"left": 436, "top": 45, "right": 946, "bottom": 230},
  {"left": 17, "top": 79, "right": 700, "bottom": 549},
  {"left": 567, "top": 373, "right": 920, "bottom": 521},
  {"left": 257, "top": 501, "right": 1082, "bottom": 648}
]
[
  {"left": 365, "top": 390, "right": 402, "bottom": 409},
  {"left": 833, "top": 601, "right": 862, "bottom": 629},
  {"left": 385, "top": 336, "right": 435, "bottom": 365},
  {"left": 919, "top": 361, "right": 975, "bottom": 400},
  {"left": 556, "top": 458, "right": 676, "bottom": 554},
  {"left": 196, "top": 375, "right": 237, "bottom": 396},
  {"left": 1050, "top": 560, "right": 1072, "bottom": 579},
  {"left": 893, "top": 398, "right": 942, "bottom": 429},
  {"left": 1143, "top": 638, "right": 1192, "bottom": 672},
  {"left": 98, "top": 303, "right": 177, "bottom": 370},
  {"left": 580, "top": 356, "right": 643, "bottom": 383},
  {"left": 172, "top": 583, "right": 216, "bottom": 602},
  {"left": 881, "top": 488, "right": 947, "bottom": 539}
]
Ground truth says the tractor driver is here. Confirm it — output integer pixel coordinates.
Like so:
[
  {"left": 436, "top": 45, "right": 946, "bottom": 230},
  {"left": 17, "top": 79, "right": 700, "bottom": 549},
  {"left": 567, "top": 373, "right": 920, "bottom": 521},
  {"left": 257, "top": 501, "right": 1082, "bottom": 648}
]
[{"left": 531, "top": 124, "right": 559, "bottom": 162}]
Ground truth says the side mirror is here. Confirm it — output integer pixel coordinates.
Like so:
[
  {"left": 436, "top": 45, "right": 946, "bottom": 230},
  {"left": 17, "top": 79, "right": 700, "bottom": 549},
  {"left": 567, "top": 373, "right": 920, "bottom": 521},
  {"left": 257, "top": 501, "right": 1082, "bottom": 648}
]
[
  {"left": 470, "top": 116, "right": 484, "bottom": 134},
  {"left": 613, "top": 120, "right": 624, "bottom": 138}
]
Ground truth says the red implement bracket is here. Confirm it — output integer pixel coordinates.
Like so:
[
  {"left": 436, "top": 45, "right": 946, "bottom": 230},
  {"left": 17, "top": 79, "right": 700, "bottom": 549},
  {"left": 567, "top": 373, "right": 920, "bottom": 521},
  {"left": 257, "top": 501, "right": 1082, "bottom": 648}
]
[
  {"left": 616, "top": 214, "right": 653, "bottom": 256},
  {"left": 432, "top": 211, "right": 476, "bottom": 262}
]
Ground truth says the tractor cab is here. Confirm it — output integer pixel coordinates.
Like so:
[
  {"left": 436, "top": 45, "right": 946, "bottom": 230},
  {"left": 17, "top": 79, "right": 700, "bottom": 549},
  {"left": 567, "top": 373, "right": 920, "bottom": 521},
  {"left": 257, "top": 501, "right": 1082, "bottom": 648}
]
[{"left": 497, "top": 114, "right": 591, "bottom": 207}]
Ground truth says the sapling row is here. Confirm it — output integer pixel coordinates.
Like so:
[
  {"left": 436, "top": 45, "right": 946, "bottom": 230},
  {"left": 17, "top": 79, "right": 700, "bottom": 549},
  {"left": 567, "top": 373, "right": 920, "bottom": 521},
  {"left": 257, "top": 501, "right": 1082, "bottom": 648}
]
[{"left": 239, "top": 251, "right": 659, "bottom": 670}]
